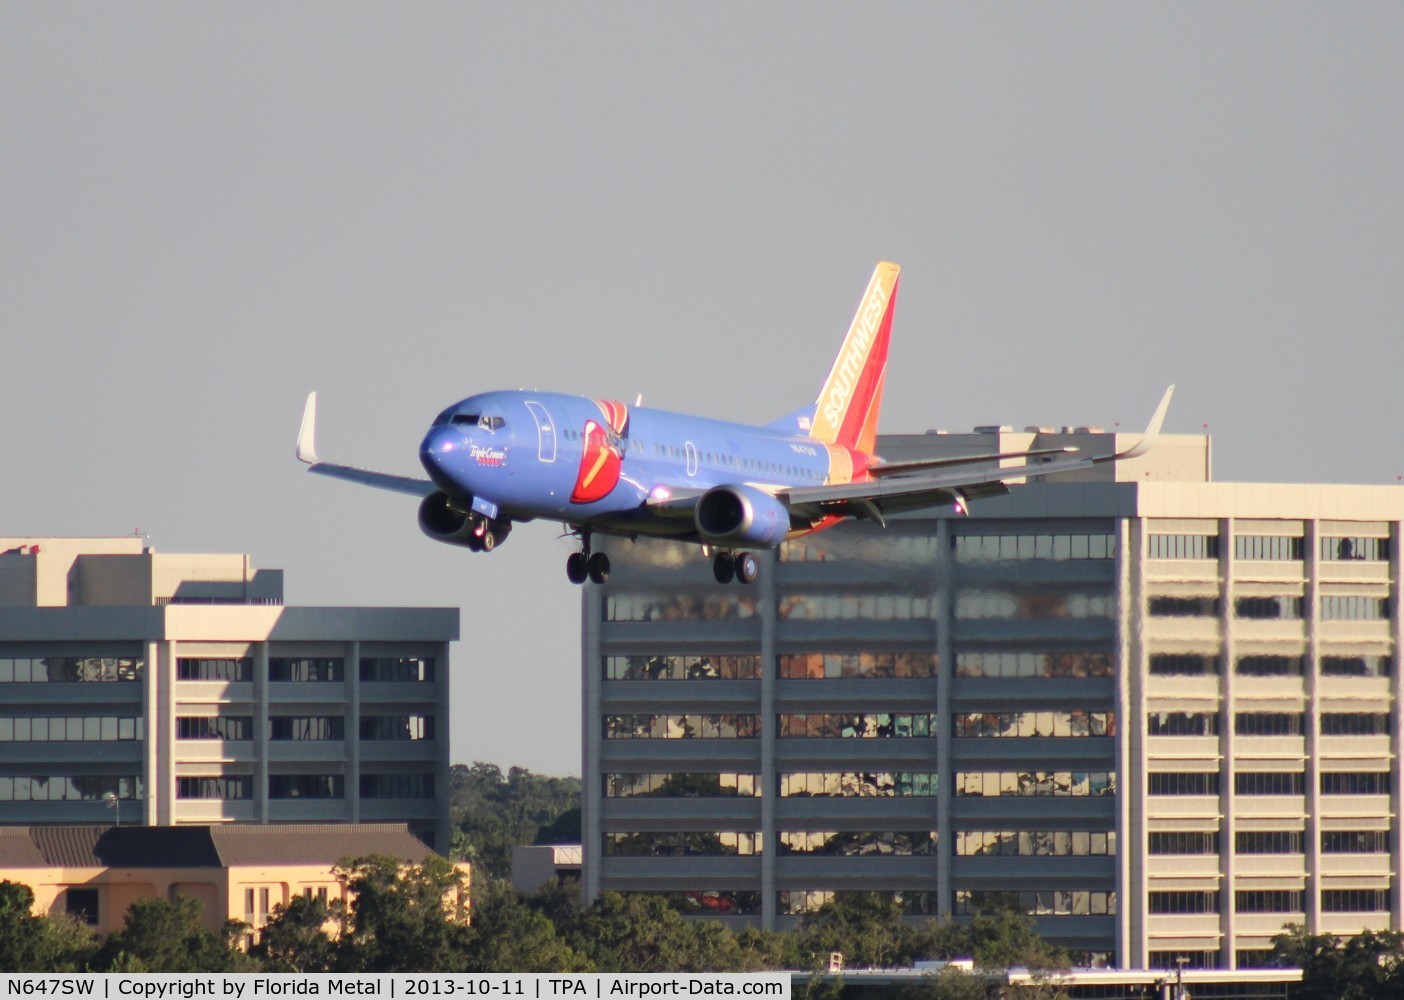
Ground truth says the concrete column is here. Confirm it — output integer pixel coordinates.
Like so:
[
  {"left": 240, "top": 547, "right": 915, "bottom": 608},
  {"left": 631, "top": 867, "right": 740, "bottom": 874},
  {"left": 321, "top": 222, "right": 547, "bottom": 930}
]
[
  {"left": 153, "top": 640, "right": 174, "bottom": 825},
  {"left": 1219, "top": 519, "right": 1236, "bottom": 967},
  {"left": 254, "top": 642, "right": 269, "bottom": 823},
  {"left": 935, "top": 518, "right": 953, "bottom": 918},
  {"left": 348, "top": 640, "right": 361, "bottom": 823},
  {"left": 142, "top": 640, "right": 160, "bottom": 827},
  {"left": 1303, "top": 522, "right": 1321, "bottom": 936},
  {"left": 436, "top": 640, "right": 453, "bottom": 854},
  {"left": 1391, "top": 521, "right": 1404, "bottom": 933},
  {"left": 759, "top": 548, "right": 778, "bottom": 932},
  {"left": 1116, "top": 517, "right": 1139, "bottom": 969},
  {"left": 581, "top": 581, "right": 602, "bottom": 902}
]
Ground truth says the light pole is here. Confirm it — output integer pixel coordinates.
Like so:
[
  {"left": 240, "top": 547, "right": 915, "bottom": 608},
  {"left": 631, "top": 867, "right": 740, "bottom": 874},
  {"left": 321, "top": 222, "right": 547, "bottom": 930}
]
[
  {"left": 102, "top": 791, "right": 120, "bottom": 827},
  {"left": 1174, "top": 956, "right": 1189, "bottom": 1000}
]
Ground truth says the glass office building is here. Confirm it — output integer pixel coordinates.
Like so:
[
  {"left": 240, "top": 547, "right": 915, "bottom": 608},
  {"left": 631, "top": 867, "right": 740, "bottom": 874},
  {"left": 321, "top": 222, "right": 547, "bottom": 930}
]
[{"left": 580, "top": 426, "right": 1403, "bottom": 968}]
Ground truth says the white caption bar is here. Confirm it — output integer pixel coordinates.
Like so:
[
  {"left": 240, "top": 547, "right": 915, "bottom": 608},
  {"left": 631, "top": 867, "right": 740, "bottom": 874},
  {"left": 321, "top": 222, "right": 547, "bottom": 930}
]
[{"left": 0, "top": 976, "right": 790, "bottom": 1000}]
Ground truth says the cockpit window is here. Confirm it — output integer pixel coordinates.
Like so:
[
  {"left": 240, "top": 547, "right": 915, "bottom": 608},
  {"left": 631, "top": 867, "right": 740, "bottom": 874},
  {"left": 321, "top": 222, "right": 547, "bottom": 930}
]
[
  {"left": 478, "top": 416, "right": 505, "bottom": 431},
  {"left": 450, "top": 414, "right": 481, "bottom": 426}
]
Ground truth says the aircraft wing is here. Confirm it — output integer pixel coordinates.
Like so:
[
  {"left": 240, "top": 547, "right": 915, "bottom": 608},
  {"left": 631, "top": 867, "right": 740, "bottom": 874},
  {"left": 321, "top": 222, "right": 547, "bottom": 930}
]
[
  {"left": 782, "top": 385, "right": 1175, "bottom": 523},
  {"left": 296, "top": 392, "right": 438, "bottom": 498}
]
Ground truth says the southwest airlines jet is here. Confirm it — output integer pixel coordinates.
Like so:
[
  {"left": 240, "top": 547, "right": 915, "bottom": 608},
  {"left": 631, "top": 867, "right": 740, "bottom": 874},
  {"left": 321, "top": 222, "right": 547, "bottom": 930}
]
[{"left": 297, "top": 262, "right": 1173, "bottom": 585}]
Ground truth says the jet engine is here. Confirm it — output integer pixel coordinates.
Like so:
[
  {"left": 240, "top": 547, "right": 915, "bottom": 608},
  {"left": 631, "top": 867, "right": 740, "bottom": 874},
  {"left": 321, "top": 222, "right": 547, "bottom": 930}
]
[
  {"left": 418, "top": 491, "right": 511, "bottom": 551},
  {"left": 694, "top": 485, "right": 792, "bottom": 549}
]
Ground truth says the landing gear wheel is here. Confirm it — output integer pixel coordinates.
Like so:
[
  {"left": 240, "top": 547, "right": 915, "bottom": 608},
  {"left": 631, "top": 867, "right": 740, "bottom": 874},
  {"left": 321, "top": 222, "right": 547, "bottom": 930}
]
[
  {"left": 713, "top": 553, "right": 735, "bottom": 585},
  {"left": 587, "top": 552, "right": 610, "bottom": 585},
  {"left": 480, "top": 529, "right": 497, "bottom": 552},
  {"left": 566, "top": 552, "right": 588, "bottom": 585},
  {"left": 465, "top": 533, "right": 485, "bottom": 553},
  {"left": 734, "top": 552, "right": 759, "bottom": 585}
]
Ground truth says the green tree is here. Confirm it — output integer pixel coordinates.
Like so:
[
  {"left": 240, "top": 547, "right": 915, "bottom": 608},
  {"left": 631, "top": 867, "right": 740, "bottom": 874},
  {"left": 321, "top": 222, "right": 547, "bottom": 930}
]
[
  {"left": 797, "top": 892, "right": 914, "bottom": 970},
  {"left": 450, "top": 763, "right": 581, "bottom": 879},
  {"left": 462, "top": 877, "right": 588, "bottom": 972},
  {"left": 255, "top": 894, "right": 339, "bottom": 973},
  {"left": 1271, "top": 924, "right": 1404, "bottom": 1000},
  {"left": 0, "top": 880, "right": 97, "bottom": 972},
  {"left": 92, "top": 896, "right": 249, "bottom": 972},
  {"left": 335, "top": 855, "right": 472, "bottom": 972},
  {"left": 566, "top": 892, "right": 757, "bottom": 972}
]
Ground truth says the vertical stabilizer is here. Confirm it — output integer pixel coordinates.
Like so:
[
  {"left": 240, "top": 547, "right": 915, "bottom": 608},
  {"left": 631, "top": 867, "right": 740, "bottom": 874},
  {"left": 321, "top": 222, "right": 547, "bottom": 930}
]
[{"left": 808, "top": 262, "right": 900, "bottom": 455}]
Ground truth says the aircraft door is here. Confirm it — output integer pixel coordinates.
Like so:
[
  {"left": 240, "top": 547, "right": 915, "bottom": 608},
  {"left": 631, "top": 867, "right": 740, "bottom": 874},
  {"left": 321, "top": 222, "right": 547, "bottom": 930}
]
[
  {"left": 524, "top": 401, "right": 557, "bottom": 463},
  {"left": 685, "top": 441, "right": 698, "bottom": 477}
]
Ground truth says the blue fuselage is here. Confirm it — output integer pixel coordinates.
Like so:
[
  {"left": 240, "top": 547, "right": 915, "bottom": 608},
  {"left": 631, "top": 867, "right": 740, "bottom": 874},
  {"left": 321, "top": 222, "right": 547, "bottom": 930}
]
[{"left": 419, "top": 390, "right": 835, "bottom": 540}]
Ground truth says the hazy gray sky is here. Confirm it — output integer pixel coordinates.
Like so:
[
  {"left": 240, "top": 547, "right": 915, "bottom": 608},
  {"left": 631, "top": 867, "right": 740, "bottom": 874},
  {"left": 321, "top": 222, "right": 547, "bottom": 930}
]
[{"left": 4, "top": 5, "right": 1401, "bottom": 775}]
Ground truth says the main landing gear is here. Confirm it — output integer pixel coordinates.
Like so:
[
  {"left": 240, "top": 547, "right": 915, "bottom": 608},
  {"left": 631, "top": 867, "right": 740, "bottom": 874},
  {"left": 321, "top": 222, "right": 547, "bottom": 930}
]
[
  {"left": 713, "top": 550, "right": 759, "bottom": 586},
  {"left": 566, "top": 531, "right": 609, "bottom": 585}
]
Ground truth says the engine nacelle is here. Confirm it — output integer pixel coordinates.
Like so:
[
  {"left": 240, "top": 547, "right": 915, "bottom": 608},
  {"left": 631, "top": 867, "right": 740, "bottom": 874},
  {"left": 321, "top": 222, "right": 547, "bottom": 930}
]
[
  {"left": 418, "top": 491, "right": 477, "bottom": 545},
  {"left": 694, "top": 484, "right": 792, "bottom": 549}
]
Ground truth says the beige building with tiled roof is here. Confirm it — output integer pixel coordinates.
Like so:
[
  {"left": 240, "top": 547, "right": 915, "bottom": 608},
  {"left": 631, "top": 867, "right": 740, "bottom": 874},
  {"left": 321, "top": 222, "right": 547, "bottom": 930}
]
[{"left": 0, "top": 822, "right": 461, "bottom": 937}]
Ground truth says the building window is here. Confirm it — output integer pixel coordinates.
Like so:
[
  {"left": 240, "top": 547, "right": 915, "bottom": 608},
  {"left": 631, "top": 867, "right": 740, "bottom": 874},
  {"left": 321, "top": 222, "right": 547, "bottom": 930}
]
[
  {"left": 0, "top": 717, "right": 142, "bottom": 742},
  {"left": 360, "top": 715, "right": 435, "bottom": 741},
  {"left": 1320, "top": 596, "right": 1389, "bottom": 621},
  {"left": 268, "top": 775, "right": 344, "bottom": 799},
  {"left": 955, "top": 649, "right": 1112, "bottom": 678},
  {"left": 1237, "top": 950, "right": 1277, "bottom": 969},
  {"left": 0, "top": 775, "right": 141, "bottom": 801},
  {"left": 779, "top": 772, "right": 937, "bottom": 797},
  {"left": 1149, "top": 891, "right": 1219, "bottom": 914},
  {"left": 1235, "top": 536, "right": 1304, "bottom": 561},
  {"left": 606, "top": 654, "right": 762, "bottom": 681},
  {"left": 1150, "top": 952, "right": 1220, "bottom": 971},
  {"left": 780, "top": 831, "right": 934, "bottom": 857},
  {"left": 267, "top": 658, "right": 343, "bottom": 682},
  {"left": 1323, "top": 831, "right": 1390, "bottom": 854},
  {"left": 1235, "top": 890, "right": 1304, "bottom": 913},
  {"left": 65, "top": 888, "right": 99, "bottom": 925},
  {"left": 1320, "top": 537, "right": 1390, "bottom": 562},
  {"left": 955, "top": 771, "right": 1116, "bottom": 797},
  {"left": 1149, "top": 832, "right": 1218, "bottom": 855},
  {"left": 953, "top": 711, "right": 1113, "bottom": 738},
  {"left": 1150, "top": 654, "right": 1217, "bottom": 676},
  {"left": 605, "top": 714, "right": 760, "bottom": 739},
  {"left": 955, "top": 589, "right": 1113, "bottom": 621},
  {"left": 1148, "top": 597, "right": 1219, "bottom": 617},
  {"left": 1236, "top": 655, "right": 1303, "bottom": 676},
  {"left": 605, "top": 832, "right": 762, "bottom": 857},
  {"left": 778, "top": 713, "right": 935, "bottom": 738},
  {"left": 1147, "top": 712, "right": 1219, "bottom": 736},
  {"left": 1322, "top": 889, "right": 1390, "bottom": 913},
  {"left": 1321, "top": 713, "right": 1390, "bottom": 736},
  {"left": 629, "top": 891, "right": 761, "bottom": 915},
  {"left": 269, "top": 717, "right": 344, "bottom": 741},
  {"left": 604, "top": 773, "right": 759, "bottom": 798},
  {"left": 359, "top": 657, "right": 435, "bottom": 683},
  {"left": 953, "top": 533, "right": 1117, "bottom": 562},
  {"left": 176, "top": 658, "right": 252, "bottom": 682},
  {"left": 1235, "top": 595, "right": 1304, "bottom": 620},
  {"left": 606, "top": 592, "right": 757, "bottom": 623},
  {"left": 1235, "top": 712, "right": 1305, "bottom": 736},
  {"left": 954, "top": 890, "right": 1115, "bottom": 917},
  {"left": 360, "top": 774, "right": 434, "bottom": 799},
  {"left": 1235, "top": 772, "right": 1305, "bottom": 796},
  {"left": 956, "top": 831, "right": 1115, "bottom": 857},
  {"left": 177, "top": 776, "right": 251, "bottom": 800},
  {"left": 1147, "top": 534, "right": 1219, "bottom": 560},
  {"left": 1321, "top": 655, "right": 1391, "bottom": 677},
  {"left": 1149, "top": 773, "right": 1219, "bottom": 796},
  {"left": 176, "top": 717, "right": 252, "bottom": 741},
  {"left": 779, "top": 591, "right": 934, "bottom": 621},
  {"left": 1321, "top": 772, "right": 1389, "bottom": 795},
  {"left": 0, "top": 657, "right": 141, "bottom": 683},
  {"left": 244, "top": 887, "right": 272, "bottom": 928},
  {"left": 777, "top": 651, "right": 937, "bottom": 679},
  {"left": 1236, "top": 831, "right": 1303, "bottom": 854}
]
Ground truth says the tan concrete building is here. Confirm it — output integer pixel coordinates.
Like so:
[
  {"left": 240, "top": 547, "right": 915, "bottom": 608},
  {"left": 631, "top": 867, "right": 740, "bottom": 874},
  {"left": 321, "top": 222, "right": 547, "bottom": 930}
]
[
  {"left": 580, "top": 426, "right": 1404, "bottom": 969},
  {"left": 0, "top": 822, "right": 459, "bottom": 937},
  {"left": 0, "top": 538, "right": 458, "bottom": 851}
]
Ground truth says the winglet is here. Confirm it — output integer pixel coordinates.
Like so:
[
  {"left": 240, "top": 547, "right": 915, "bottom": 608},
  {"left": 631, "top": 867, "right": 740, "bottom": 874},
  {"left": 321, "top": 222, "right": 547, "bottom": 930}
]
[
  {"left": 296, "top": 392, "right": 320, "bottom": 465},
  {"left": 1116, "top": 385, "right": 1175, "bottom": 461}
]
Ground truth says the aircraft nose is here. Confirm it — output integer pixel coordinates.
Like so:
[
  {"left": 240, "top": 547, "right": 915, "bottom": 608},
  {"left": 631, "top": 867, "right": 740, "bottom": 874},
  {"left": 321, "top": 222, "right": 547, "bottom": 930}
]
[{"left": 420, "top": 426, "right": 467, "bottom": 487}]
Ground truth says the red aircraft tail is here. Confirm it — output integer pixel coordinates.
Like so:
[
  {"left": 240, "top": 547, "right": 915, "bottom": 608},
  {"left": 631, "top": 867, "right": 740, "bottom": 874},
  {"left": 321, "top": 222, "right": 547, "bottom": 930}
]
[{"left": 807, "top": 262, "right": 899, "bottom": 457}]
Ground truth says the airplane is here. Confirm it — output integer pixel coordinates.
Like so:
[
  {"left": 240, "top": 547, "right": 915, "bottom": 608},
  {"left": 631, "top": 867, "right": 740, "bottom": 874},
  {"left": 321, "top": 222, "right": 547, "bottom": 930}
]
[{"left": 296, "top": 262, "right": 1174, "bottom": 585}]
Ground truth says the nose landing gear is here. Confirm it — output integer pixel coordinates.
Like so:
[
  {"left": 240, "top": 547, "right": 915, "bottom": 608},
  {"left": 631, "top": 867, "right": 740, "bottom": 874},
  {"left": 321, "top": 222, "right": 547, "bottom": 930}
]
[
  {"left": 465, "top": 515, "right": 511, "bottom": 552},
  {"left": 713, "top": 550, "right": 759, "bottom": 585},
  {"left": 565, "top": 531, "right": 609, "bottom": 585}
]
